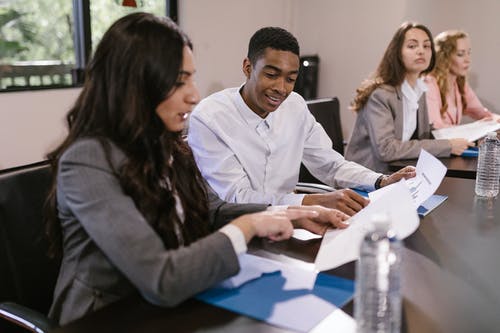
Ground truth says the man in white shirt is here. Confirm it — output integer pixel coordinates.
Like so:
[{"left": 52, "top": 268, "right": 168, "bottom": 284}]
[{"left": 188, "top": 27, "right": 415, "bottom": 216}]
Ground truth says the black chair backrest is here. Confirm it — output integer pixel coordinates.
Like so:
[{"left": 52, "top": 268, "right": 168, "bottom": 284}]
[
  {"left": 306, "top": 97, "right": 344, "bottom": 155},
  {"left": 299, "top": 97, "right": 344, "bottom": 184},
  {"left": 0, "top": 161, "right": 59, "bottom": 316}
]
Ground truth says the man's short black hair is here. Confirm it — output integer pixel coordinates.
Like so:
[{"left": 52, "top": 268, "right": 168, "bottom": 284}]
[{"left": 247, "top": 27, "right": 300, "bottom": 64}]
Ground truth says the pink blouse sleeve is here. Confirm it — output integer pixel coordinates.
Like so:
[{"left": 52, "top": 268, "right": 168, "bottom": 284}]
[
  {"left": 463, "top": 82, "right": 491, "bottom": 120},
  {"left": 424, "top": 76, "right": 447, "bottom": 129}
]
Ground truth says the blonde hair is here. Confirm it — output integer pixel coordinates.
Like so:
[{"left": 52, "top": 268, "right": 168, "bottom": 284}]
[{"left": 430, "top": 30, "right": 469, "bottom": 117}]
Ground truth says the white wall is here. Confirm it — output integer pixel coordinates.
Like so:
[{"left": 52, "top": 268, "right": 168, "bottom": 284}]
[
  {"left": 0, "top": 88, "right": 80, "bottom": 169},
  {"left": 294, "top": 0, "right": 500, "bottom": 140},
  {"left": 180, "top": 0, "right": 500, "bottom": 140},
  {"left": 294, "top": 0, "right": 408, "bottom": 140},
  {"left": 179, "top": 0, "right": 299, "bottom": 97},
  {"left": 2, "top": 0, "right": 499, "bottom": 168}
]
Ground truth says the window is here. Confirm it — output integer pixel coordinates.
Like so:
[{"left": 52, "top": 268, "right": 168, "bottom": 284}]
[
  {"left": 0, "top": 1, "right": 74, "bottom": 90},
  {"left": 0, "top": 0, "right": 174, "bottom": 92},
  {"left": 90, "top": 1, "right": 166, "bottom": 52}
]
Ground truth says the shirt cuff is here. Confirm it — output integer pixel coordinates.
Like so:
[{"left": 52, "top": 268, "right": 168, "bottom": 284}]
[
  {"left": 219, "top": 224, "right": 247, "bottom": 255},
  {"left": 367, "top": 173, "right": 384, "bottom": 191},
  {"left": 374, "top": 174, "right": 386, "bottom": 189},
  {"left": 283, "top": 193, "right": 307, "bottom": 206},
  {"left": 266, "top": 205, "right": 289, "bottom": 211}
]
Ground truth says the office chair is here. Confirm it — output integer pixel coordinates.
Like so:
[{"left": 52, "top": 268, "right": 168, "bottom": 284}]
[
  {"left": 298, "top": 97, "right": 343, "bottom": 189},
  {"left": 0, "top": 161, "right": 60, "bottom": 333}
]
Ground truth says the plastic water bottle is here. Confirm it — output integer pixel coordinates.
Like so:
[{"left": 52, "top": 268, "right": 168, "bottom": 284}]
[
  {"left": 475, "top": 132, "right": 500, "bottom": 197},
  {"left": 354, "top": 214, "right": 402, "bottom": 333}
]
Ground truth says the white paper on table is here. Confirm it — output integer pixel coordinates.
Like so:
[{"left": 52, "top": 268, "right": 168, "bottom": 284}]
[
  {"left": 219, "top": 253, "right": 317, "bottom": 290},
  {"left": 310, "top": 307, "right": 356, "bottom": 333},
  {"left": 268, "top": 294, "right": 340, "bottom": 332},
  {"left": 315, "top": 181, "right": 419, "bottom": 271},
  {"left": 432, "top": 118, "right": 500, "bottom": 142},
  {"left": 369, "top": 149, "right": 446, "bottom": 208},
  {"left": 293, "top": 228, "right": 323, "bottom": 240}
]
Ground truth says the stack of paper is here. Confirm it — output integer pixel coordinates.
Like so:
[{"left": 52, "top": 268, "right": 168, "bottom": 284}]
[{"left": 432, "top": 119, "right": 500, "bottom": 142}]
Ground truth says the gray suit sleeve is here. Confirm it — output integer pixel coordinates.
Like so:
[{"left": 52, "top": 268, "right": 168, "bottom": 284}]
[
  {"left": 59, "top": 139, "right": 241, "bottom": 307},
  {"left": 206, "top": 182, "right": 268, "bottom": 230},
  {"left": 364, "top": 89, "right": 451, "bottom": 162}
]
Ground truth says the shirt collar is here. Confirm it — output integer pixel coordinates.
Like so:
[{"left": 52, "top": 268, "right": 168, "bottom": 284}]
[
  {"left": 416, "top": 77, "right": 428, "bottom": 94},
  {"left": 401, "top": 78, "right": 427, "bottom": 102},
  {"left": 235, "top": 83, "right": 274, "bottom": 129}
]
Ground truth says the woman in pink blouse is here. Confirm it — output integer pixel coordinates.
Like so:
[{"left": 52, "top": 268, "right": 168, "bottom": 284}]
[{"left": 425, "top": 30, "right": 496, "bottom": 129}]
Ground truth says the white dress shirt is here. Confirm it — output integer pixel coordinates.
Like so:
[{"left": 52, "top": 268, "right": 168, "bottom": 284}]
[
  {"left": 401, "top": 78, "right": 427, "bottom": 142},
  {"left": 188, "top": 85, "right": 381, "bottom": 206}
]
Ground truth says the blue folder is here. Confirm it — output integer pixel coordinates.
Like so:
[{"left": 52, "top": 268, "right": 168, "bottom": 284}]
[
  {"left": 461, "top": 146, "right": 479, "bottom": 158},
  {"left": 197, "top": 271, "right": 354, "bottom": 332}
]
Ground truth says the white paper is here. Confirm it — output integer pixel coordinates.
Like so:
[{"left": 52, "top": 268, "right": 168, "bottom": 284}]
[
  {"left": 293, "top": 228, "right": 322, "bottom": 240},
  {"left": 369, "top": 149, "right": 446, "bottom": 208},
  {"left": 310, "top": 307, "right": 356, "bottom": 333},
  {"left": 432, "top": 118, "right": 500, "bottom": 142},
  {"left": 315, "top": 181, "right": 419, "bottom": 271},
  {"left": 269, "top": 294, "right": 339, "bottom": 332},
  {"left": 209, "top": 253, "right": 351, "bottom": 333},
  {"left": 220, "top": 253, "right": 317, "bottom": 290}
]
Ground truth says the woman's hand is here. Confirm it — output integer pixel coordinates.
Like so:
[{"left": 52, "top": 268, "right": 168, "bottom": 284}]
[
  {"left": 288, "top": 205, "right": 350, "bottom": 235},
  {"left": 479, "top": 113, "right": 500, "bottom": 123},
  {"left": 449, "top": 138, "right": 474, "bottom": 155},
  {"left": 230, "top": 209, "right": 319, "bottom": 242}
]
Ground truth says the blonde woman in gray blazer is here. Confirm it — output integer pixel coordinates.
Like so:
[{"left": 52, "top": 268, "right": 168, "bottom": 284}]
[
  {"left": 345, "top": 22, "right": 472, "bottom": 173},
  {"left": 45, "top": 13, "right": 349, "bottom": 325}
]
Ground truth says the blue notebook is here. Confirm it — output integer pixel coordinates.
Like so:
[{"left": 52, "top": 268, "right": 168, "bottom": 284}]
[
  {"left": 197, "top": 271, "right": 354, "bottom": 332},
  {"left": 417, "top": 194, "right": 448, "bottom": 216},
  {"left": 352, "top": 189, "right": 447, "bottom": 217},
  {"left": 461, "top": 146, "right": 479, "bottom": 157}
]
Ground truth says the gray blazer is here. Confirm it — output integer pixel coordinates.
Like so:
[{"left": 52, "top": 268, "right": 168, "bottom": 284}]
[
  {"left": 49, "top": 138, "right": 267, "bottom": 325},
  {"left": 345, "top": 85, "right": 451, "bottom": 173}
]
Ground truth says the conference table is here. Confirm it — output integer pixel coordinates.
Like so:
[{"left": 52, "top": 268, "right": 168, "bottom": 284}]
[
  {"left": 52, "top": 177, "right": 499, "bottom": 333},
  {"left": 389, "top": 155, "right": 478, "bottom": 179}
]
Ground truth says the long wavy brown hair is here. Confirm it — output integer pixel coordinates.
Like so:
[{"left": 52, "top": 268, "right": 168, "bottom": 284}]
[
  {"left": 45, "top": 13, "right": 209, "bottom": 258},
  {"left": 429, "top": 30, "right": 469, "bottom": 117},
  {"left": 351, "top": 22, "right": 436, "bottom": 112}
]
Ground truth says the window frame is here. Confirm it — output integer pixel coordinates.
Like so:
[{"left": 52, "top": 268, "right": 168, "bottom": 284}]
[{"left": 0, "top": 0, "right": 177, "bottom": 93}]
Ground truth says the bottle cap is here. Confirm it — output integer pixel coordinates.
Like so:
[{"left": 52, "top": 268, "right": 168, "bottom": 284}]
[
  {"left": 486, "top": 132, "right": 497, "bottom": 139},
  {"left": 370, "top": 211, "right": 399, "bottom": 239},
  {"left": 371, "top": 212, "right": 391, "bottom": 229}
]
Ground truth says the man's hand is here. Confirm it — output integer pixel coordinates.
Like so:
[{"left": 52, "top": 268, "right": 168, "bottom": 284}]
[
  {"left": 302, "top": 188, "right": 369, "bottom": 216},
  {"left": 380, "top": 166, "right": 416, "bottom": 188}
]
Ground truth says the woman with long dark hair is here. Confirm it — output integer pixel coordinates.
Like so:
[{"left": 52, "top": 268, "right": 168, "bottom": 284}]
[
  {"left": 45, "top": 12, "right": 347, "bottom": 324},
  {"left": 345, "top": 22, "right": 472, "bottom": 172}
]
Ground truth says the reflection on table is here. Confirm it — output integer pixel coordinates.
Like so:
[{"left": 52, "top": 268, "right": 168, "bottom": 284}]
[{"left": 53, "top": 177, "right": 499, "bottom": 333}]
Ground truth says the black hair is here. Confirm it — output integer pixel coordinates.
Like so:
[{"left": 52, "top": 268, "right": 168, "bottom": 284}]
[{"left": 247, "top": 27, "right": 300, "bottom": 64}]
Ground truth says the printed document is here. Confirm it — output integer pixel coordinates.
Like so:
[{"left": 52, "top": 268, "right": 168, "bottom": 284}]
[
  {"left": 369, "top": 149, "right": 447, "bottom": 207},
  {"left": 315, "top": 181, "right": 419, "bottom": 271},
  {"left": 432, "top": 119, "right": 500, "bottom": 142}
]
